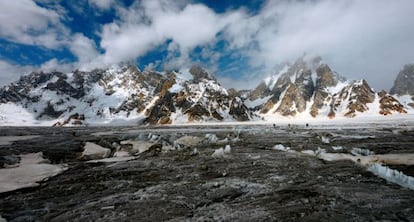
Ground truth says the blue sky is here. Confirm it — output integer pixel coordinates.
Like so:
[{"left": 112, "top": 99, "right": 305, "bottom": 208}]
[{"left": 1, "top": 0, "right": 414, "bottom": 90}]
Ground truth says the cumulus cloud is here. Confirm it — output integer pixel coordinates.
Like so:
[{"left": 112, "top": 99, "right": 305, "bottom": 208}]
[
  {"left": 1, "top": 0, "right": 414, "bottom": 91},
  {"left": 69, "top": 34, "right": 100, "bottom": 67},
  {"left": 98, "top": 0, "right": 242, "bottom": 67},
  {"left": 222, "top": 0, "right": 414, "bottom": 89},
  {"left": 0, "top": 59, "right": 77, "bottom": 87},
  {"left": 0, "top": 61, "right": 31, "bottom": 87},
  {"left": 0, "top": 0, "right": 68, "bottom": 49}
]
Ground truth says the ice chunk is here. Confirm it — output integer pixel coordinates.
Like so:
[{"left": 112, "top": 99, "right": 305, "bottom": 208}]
[
  {"left": 204, "top": 134, "right": 218, "bottom": 144},
  {"left": 351, "top": 148, "right": 375, "bottom": 156},
  {"left": 212, "top": 148, "right": 225, "bottom": 158},
  {"left": 315, "top": 147, "right": 327, "bottom": 155},
  {"left": 273, "top": 144, "right": 290, "bottom": 151},
  {"left": 175, "top": 136, "right": 203, "bottom": 148},
  {"left": 80, "top": 142, "right": 111, "bottom": 160},
  {"left": 212, "top": 146, "right": 231, "bottom": 158},
  {"left": 368, "top": 164, "right": 414, "bottom": 190},
  {"left": 224, "top": 145, "right": 231, "bottom": 154},
  {"left": 332, "top": 146, "right": 343, "bottom": 151},
  {"left": 120, "top": 140, "right": 159, "bottom": 155},
  {"left": 113, "top": 151, "right": 130, "bottom": 157},
  {"left": 301, "top": 150, "right": 316, "bottom": 156},
  {"left": 321, "top": 136, "right": 330, "bottom": 144}
]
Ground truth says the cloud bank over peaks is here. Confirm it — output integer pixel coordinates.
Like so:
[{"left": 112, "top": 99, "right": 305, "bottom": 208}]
[{"left": 0, "top": 0, "right": 414, "bottom": 91}]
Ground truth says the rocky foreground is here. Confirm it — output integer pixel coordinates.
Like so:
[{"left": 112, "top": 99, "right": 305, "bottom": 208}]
[{"left": 0, "top": 123, "right": 414, "bottom": 221}]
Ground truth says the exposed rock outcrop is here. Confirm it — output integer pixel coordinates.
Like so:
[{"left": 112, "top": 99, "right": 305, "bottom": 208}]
[{"left": 390, "top": 64, "right": 414, "bottom": 96}]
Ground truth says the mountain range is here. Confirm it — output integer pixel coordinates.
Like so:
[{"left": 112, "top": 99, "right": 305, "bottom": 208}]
[{"left": 0, "top": 57, "right": 412, "bottom": 126}]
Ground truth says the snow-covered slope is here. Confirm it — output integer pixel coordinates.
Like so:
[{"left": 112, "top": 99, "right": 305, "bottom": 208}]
[
  {"left": 0, "top": 65, "right": 254, "bottom": 126},
  {"left": 0, "top": 58, "right": 411, "bottom": 126},
  {"left": 245, "top": 57, "right": 409, "bottom": 120}
]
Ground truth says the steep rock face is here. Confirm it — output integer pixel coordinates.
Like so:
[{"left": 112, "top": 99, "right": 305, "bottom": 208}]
[
  {"left": 377, "top": 91, "right": 407, "bottom": 115},
  {"left": 310, "top": 64, "right": 338, "bottom": 117},
  {"left": 145, "top": 67, "right": 255, "bottom": 124},
  {"left": 247, "top": 56, "right": 408, "bottom": 118},
  {"left": 329, "top": 80, "right": 375, "bottom": 118},
  {"left": 250, "top": 82, "right": 270, "bottom": 101},
  {"left": 390, "top": 64, "right": 414, "bottom": 96},
  {"left": 276, "top": 83, "right": 305, "bottom": 116},
  {"left": 254, "top": 57, "right": 315, "bottom": 114}
]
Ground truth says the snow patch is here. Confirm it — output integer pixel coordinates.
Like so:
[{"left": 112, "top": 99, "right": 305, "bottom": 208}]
[
  {"left": 244, "top": 95, "right": 272, "bottom": 108},
  {"left": 0, "top": 153, "right": 67, "bottom": 193}
]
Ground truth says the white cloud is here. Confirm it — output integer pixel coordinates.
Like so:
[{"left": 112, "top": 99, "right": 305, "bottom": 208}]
[
  {"left": 1, "top": 0, "right": 414, "bottom": 91},
  {"left": 222, "top": 0, "right": 414, "bottom": 90},
  {"left": 88, "top": 0, "right": 114, "bottom": 11},
  {"left": 69, "top": 34, "right": 100, "bottom": 67},
  {"left": 97, "top": 0, "right": 241, "bottom": 67},
  {"left": 38, "top": 59, "right": 73, "bottom": 73},
  {"left": 0, "top": 61, "right": 31, "bottom": 87},
  {"left": 0, "top": 0, "right": 68, "bottom": 49}
]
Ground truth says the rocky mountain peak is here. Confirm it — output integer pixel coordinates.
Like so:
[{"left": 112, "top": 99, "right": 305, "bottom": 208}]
[
  {"left": 315, "top": 64, "right": 338, "bottom": 89},
  {"left": 390, "top": 63, "right": 414, "bottom": 96},
  {"left": 189, "top": 65, "right": 215, "bottom": 82}
]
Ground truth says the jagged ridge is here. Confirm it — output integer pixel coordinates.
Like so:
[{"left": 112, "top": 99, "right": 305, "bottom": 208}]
[{"left": 0, "top": 57, "right": 411, "bottom": 126}]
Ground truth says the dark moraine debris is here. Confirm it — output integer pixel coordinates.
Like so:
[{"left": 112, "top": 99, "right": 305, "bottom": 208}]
[{"left": 0, "top": 125, "right": 413, "bottom": 221}]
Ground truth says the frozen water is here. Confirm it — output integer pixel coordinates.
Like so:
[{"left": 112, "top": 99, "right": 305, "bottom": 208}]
[
  {"left": 321, "top": 136, "right": 330, "bottom": 144},
  {"left": 368, "top": 164, "right": 414, "bottom": 190},
  {"left": 332, "top": 146, "right": 343, "bottom": 151},
  {"left": 351, "top": 148, "right": 375, "bottom": 156},
  {"left": 224, "top": 145, "right": 231, "bottom": 154},
  {"left": 80, "top": 142, "right": 111, "bottom": 160},
  {"left": 0, "top": 153, "right": 67, "bottom": 193},
  {"left": 273, "top": 144, "right": 290, "bottom": 151}
]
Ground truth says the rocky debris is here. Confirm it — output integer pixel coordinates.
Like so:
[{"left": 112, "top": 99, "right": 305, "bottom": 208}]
[
  {"left": 390, "top": 63, "right": 414, "bottom": 95},
  {"left": 79, "top": 142, "right": 111, "bottom": 160},
  {"left": 1, "top": 125, "right": 414, "bottom": 221}
]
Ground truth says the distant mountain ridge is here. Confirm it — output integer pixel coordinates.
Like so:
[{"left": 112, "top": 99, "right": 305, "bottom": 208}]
[
  {"left": 390, "top": 63, "right": 414, "bottom": 109},
  {"left": 242, "top": 57, "right": 408, "bottom": 119},
  {"left": 0, "top": 57, "right": 412, "bottom": 126}
]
